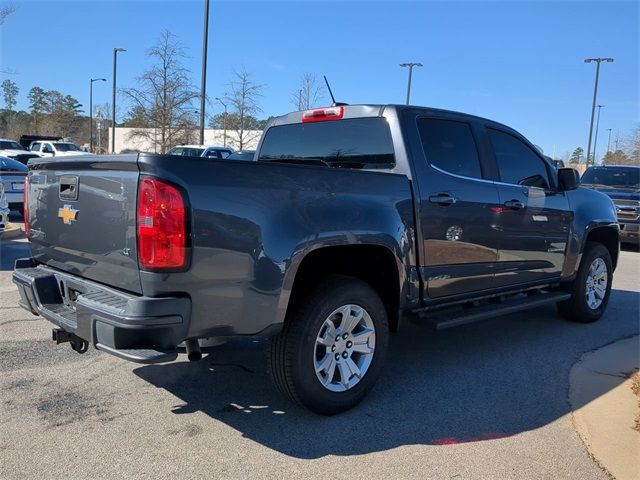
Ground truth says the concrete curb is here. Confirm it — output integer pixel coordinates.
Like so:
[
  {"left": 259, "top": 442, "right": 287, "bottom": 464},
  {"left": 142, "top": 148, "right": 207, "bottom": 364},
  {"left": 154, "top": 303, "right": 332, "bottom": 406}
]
[
  {"left": 0, "top": 223, "right": 23, "bottom": 240},
  {"left": 570, "top": 335, "right": 640, "bottom": 480}
]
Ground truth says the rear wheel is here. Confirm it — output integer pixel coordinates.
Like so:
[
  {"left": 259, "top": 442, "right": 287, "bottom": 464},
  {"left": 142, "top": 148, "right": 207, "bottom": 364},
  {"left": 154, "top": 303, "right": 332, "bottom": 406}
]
[
  {"left": 557, "top": 242, "right": 613, "bottom": 323},
  {"left": 269, "top": 276, "right": 389, "bottom": 415}
]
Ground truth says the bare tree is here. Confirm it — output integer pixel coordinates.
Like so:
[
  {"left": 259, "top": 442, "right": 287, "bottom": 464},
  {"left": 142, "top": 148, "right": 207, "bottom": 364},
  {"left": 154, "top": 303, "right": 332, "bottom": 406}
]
[
  {"left": 291, "top": 73, "right": 325, "bottom": 110},
  {"left": 224, "top": 69, "right": 264, "bottom": 150},
  {"left": 624, "top": 123, "right": 640, "bottom": 164},
  {"left": 0, "top": 3, "right": 15, "bottom": 25},
  {"left": 122, "top": 30, "right": 199, "bottom": 153}
]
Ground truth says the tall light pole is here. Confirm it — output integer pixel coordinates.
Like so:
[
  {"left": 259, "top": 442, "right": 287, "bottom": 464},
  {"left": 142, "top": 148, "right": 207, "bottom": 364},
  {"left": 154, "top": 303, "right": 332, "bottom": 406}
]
[
  {"left": 89, "top": 78, "right": 106, "bottom": 153},
  {"left": 111, "top": 47, "right": 126, "bottom": 154},
  {"left": 199, "top": 0, "right": 210, "bottom": 145},
  {"left": 215, "top": 97, "right": 227, "bottom": 147},
  {"left": 584, "top": 57, "right": 614, "bottom": 166},
  {"left": 400, "top": 62, "right": 422, "bottom": 105},
  {"left": 606, "top": 128, "right": 612, "bottom": 154},
  {"left": 592, "top": 104, "right": 604, "bottom": 165}
]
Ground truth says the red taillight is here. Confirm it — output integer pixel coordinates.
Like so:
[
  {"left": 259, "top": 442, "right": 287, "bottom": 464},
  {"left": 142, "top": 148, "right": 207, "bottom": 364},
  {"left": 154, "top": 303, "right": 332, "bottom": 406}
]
[
  {"left": 301, "top": 106, "right": 344, "bottom": 123},
  {"left": 23, "top": 175, "right": 30, "bottom": 237},
  {"left": 137, "top": 177, "right": 187, "bottom": 270}
]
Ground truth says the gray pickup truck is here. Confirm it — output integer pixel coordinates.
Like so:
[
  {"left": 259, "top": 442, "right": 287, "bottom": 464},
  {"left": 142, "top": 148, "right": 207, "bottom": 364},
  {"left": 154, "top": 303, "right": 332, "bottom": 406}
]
[{"left": 13, "top": 105, "right": 619, "bottom": 414}]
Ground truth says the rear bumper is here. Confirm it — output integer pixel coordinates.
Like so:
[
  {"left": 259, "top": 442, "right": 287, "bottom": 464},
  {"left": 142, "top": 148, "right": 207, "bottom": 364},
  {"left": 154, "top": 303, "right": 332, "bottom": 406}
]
[
  {"left": 4, "top": 192, "right": 24, "bottom": 205},
  {"left": 12, "top": 259, "right": 191, "bottom": 363}
]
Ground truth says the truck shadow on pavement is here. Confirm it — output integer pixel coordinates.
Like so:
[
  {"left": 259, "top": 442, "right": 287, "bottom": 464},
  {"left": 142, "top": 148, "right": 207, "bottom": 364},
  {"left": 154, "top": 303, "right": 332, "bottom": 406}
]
[{"left": 135, "top": 289, "right": 638, "bottom": 458}]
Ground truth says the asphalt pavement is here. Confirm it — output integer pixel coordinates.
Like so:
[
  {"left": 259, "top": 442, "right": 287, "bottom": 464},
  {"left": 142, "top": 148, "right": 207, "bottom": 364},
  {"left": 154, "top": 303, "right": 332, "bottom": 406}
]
[{"left": 1, "top": 217, "right": 638, "bottom": 479}]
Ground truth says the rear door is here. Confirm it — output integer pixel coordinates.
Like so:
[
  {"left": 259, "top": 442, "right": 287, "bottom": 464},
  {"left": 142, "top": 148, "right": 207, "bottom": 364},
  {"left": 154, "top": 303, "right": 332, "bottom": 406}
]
[
  {"left": 413, "top": 115, "right": 502, "bottom": 299},
  {"left": 485, "top": 127, "right": 571, "bottom": 286}
]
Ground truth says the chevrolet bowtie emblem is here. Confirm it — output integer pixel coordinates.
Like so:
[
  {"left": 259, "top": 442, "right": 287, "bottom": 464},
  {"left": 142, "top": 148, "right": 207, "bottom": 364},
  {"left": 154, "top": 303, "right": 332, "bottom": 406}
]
[{"left": 58, "top": 205, "right": 79, "bottom": 225}]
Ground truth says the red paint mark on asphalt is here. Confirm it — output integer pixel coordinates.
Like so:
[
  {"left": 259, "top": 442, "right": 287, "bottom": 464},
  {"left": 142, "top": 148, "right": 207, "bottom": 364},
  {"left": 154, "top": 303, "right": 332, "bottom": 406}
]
[{"left": 434, "top": 432, "right": 508, "bottom": 445}]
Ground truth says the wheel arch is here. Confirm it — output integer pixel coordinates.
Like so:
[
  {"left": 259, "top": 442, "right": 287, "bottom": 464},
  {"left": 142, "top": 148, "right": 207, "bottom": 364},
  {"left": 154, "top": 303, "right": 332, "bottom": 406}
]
[{"left": 277, "top": 244, "right": 407, "bottom": 332}]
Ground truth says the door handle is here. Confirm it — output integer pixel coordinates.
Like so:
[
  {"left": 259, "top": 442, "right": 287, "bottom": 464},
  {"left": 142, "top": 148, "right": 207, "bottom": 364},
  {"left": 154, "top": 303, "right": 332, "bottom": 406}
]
[
  {"left": 429, "top": 193, "right": 457, "bottom": 206},
  {"left": 504, "top": 199, "right": 525, "bottom": 210}
]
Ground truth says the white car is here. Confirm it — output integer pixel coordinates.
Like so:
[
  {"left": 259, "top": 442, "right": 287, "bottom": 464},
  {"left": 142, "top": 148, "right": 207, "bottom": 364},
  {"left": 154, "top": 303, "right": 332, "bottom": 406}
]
[
  {"left": 0, "top": 139, "right": 40, "bottom": 164},
  {"left": 166, "top": 144, "right": 234, "bottom": 159},
  {"left": 29, "top": 140, "right": 93, "bottom": 158},
  {"left": 0, "top": 183, "right": 9, "bottom": 232},
  {"left": 0, "top": 156, "right": 27, "bottom": 212}
]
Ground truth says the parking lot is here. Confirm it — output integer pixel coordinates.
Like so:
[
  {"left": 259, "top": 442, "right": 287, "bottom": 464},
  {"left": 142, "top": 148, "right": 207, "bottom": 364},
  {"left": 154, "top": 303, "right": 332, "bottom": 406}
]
[{"left": 1, "top": 215, "right": 638, "bottom": 479}]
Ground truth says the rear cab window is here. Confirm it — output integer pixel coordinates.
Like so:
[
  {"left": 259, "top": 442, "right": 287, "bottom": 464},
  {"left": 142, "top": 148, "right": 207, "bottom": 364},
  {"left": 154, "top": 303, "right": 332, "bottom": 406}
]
[{"left": 258, "top": 117, "right": 395, "bottom": 169}]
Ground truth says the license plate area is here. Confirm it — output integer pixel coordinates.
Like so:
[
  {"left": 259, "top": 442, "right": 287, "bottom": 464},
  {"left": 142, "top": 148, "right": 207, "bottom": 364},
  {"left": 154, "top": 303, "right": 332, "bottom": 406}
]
[{"left": 12, "top": 182, "right": 24, "bottom": 191}]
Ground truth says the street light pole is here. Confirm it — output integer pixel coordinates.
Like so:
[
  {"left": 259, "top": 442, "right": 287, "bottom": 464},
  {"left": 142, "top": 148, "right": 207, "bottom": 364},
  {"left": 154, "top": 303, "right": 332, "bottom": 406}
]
[
  {"left": 199, "top": 0, "right": 210, "bottom": 145},
  {"left": 215, "top": 97, "right": 227, "bottom": 147},
  {"left": 606, "top": 128, "right": 612, "bottom": 154},
  {"left": 111, "top": 47, "right": 126, "bottom": 154},
  {"left": 584, "top": 57, "right": 614, "bottom": 166},
  {"left": 400, "top": 62, "right": 423, "bottom": 105},
  {"left": 90, "top": 78, "right": 106, "bottom": 153},
  {"left": 592, "top": 104, "right": 604, "bottom": 165}
]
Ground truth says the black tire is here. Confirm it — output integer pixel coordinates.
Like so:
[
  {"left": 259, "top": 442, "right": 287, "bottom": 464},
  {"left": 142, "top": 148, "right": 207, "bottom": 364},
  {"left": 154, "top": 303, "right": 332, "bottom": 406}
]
[
  {"left": 557, "top": 242, "right": 613, "bottom": 323},
  {"left": 268, "top": 276, "right": 389, "bottom": 415}
]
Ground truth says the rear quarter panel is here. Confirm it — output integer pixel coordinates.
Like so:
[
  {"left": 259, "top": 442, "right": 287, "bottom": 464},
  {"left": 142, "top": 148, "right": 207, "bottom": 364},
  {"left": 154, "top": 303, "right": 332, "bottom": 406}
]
[{"left": 138, "top": 155, "right": 417, "bottom": 338}]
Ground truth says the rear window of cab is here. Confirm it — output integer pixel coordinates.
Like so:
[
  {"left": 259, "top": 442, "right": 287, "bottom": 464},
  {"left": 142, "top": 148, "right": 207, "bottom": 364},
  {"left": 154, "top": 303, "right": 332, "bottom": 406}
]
[{"left": 258, "top": 117, "right": 395, "bottom": 169}]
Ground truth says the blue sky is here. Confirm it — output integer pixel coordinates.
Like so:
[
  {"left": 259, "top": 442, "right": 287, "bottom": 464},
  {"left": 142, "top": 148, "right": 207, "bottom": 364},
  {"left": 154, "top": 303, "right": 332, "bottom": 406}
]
[{"left": 1, "top": 0, "right": 638, "bottom": 158}]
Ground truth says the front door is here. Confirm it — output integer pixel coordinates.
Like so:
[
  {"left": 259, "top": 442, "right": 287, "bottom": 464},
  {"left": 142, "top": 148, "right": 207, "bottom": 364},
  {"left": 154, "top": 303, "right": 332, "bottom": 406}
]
[
  {"left": 416, "top": 116, "right": 502, "bottom": 299},
  {"left": 486, "top": 127, "right": 572, "bottom": 287}
]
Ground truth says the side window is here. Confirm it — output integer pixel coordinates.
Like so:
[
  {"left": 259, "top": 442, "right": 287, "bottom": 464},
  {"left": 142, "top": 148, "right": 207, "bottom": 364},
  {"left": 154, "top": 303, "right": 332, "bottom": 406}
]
[
  {"left": 31, "top": 142, "right": 41, "bottom": 152},
  {"left": 488, "top": 128, "right": 550, "bottom": 189},
  {"left": 418, "top": 118, "right": 482, "bottom": 179},
  {"left": 42, "top": 143, "right": 54, "bottom": 153},
  {"left": 205, "top": 150, "right": 220, "bottom": 158}
]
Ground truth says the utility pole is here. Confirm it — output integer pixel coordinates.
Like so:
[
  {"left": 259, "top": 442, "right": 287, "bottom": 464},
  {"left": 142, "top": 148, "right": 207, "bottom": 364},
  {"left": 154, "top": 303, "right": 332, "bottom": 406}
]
[
  {"left": 592, "top": 104, "right": 604, "bottom": 165},
  {"left": 584, "top": 57, "right": 614, "bottom": 166},
  {"left": 111, "top": 47, "right": 126, "bottom": 154},
  {"left": 606, "top": 128, "right": 612, "bottom": 154},
  {"left": 199, "top": 0, "right": 210, "bottom": 145},
  {"left": 90, "top": 78, "right": 106, "bottom": 153},
  {"left": 400, "top": 62, "right": 423, "bottom": 105}
]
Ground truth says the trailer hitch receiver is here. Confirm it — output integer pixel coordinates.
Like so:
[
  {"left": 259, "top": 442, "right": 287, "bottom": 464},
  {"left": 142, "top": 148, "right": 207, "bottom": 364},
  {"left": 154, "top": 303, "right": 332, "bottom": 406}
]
[{"left": 52, "top": 328, "right": 89, "bottom": 354}]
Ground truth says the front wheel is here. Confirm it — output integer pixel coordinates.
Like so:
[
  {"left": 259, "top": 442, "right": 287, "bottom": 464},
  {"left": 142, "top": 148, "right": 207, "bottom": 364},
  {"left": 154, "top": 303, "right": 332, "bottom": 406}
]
[
  {"left": 557, "top": 242, "right": 613, "bottom": 323},
  {"left": 269, "top": 276, "right": 389, "bottom": 415}
]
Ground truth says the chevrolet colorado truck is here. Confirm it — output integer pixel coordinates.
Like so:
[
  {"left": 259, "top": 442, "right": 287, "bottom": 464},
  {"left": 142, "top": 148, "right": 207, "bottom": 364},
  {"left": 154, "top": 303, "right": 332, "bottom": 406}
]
[{"left": 13, "top": 105, "right": 619, "bottom": 414}]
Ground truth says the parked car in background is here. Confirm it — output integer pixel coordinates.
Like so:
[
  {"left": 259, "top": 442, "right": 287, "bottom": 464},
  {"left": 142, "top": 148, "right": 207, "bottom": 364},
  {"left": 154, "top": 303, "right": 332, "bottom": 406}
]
[
  {"left": 226, "top": 150, "right": 256, "bottom": 161},
  {"left": 166, "top": 144, "right": 234, "bottom": 159},
  {"left": 582, "top": 165, "right": 640, "bottom": 245},
  {"left": 0, "top": 139, "right": 40, "bottom": 165},
  {"left": 29, "top": 141, "right": 92, "bottom": 158},
  {"left": 0, "top": 183, "right": 9, "bottom": 232},
  {"left": 0, "top": 156, "right": 27, "bottom": 213}
]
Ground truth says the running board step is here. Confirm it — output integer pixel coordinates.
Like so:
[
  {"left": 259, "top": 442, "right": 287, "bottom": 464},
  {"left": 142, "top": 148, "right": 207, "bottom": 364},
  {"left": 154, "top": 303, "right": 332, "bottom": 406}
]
[{"left": 424, "top": 292, "right": 571, "bottom": 330}]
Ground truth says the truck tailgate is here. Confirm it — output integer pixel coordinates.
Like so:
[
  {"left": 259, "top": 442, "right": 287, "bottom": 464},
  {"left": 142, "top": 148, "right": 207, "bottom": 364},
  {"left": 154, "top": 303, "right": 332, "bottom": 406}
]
[{"left": 27, "top": 155, "right": 142, "bottom": 294}]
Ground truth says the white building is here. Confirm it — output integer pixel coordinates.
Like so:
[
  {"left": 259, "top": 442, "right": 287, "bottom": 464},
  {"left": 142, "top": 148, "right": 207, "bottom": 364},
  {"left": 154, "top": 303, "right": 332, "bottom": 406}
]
[{"left": 111, "top": 127, "right": 263, "bottom": 153}]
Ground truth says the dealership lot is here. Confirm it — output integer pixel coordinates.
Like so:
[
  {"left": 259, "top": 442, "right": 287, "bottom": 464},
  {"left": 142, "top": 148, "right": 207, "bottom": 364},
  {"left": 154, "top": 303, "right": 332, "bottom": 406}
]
[{"left": 1, "top": 221, "right": 638, "bottom": 480}]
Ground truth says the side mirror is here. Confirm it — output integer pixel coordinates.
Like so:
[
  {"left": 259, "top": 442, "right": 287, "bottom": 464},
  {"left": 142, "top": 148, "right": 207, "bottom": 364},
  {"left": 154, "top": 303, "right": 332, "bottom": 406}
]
[{"left": 558, "top": 168, "right": 580, "bottom": 191}]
